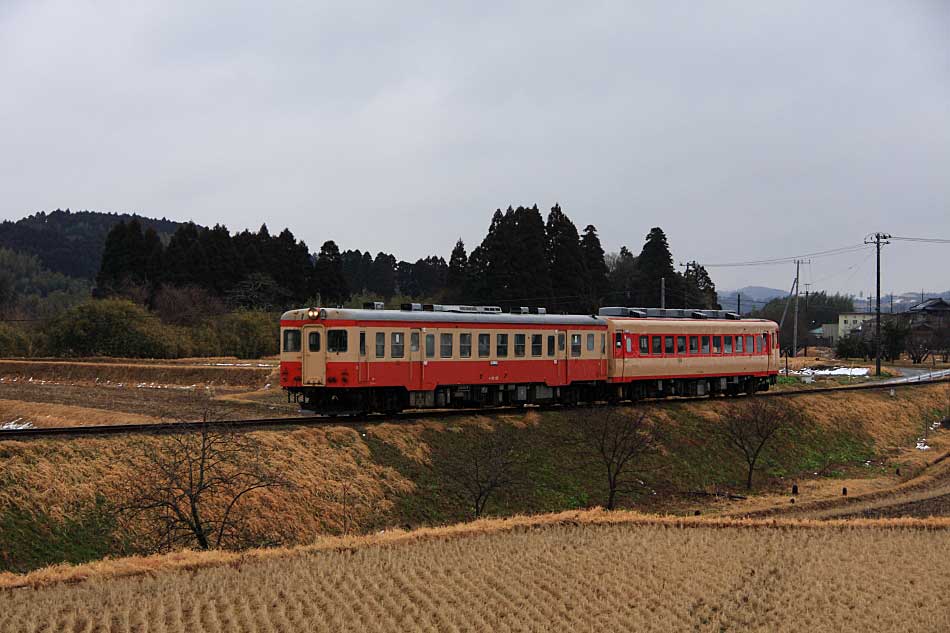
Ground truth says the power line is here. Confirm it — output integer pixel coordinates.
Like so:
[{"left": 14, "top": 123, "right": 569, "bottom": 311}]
[
  {"left": 889, "top": 236, "right": 950, "bottom": 244},
  {"left": 702, "top": 244, "right": 870, "bottom": 268}
]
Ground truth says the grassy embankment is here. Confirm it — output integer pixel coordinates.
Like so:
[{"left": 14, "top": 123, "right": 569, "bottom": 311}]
[
  {"left": 2, "top": 510, "right": 950, "bottom": 632},
  {"left": 1, "top": 383, "right": 946, "bottom": 574}
]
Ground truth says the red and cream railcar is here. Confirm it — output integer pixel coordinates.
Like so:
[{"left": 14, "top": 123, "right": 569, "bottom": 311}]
[{"left": 279, "top": 306, "right": 608, "bottom": 411}]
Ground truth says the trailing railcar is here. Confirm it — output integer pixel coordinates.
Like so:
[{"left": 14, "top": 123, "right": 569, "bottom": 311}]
[{"left": 279, "top": 304, "right": 780, "bottom": 412}]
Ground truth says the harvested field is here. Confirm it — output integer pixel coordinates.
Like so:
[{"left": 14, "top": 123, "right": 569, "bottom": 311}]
[
  {"left": 2, "top": 512, "right": 949, "bottom": 632},
  {"left": 0, "top": 358, "right": 275, "bottom": 388}
]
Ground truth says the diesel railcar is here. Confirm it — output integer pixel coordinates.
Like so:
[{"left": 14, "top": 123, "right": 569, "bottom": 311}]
[{"left": 279, "top": 304, "right": 780, "bottom": 412}]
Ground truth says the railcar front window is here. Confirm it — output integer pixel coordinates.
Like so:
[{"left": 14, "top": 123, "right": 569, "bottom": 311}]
[
  {"left": 375, "top": 332, "right": 385, "bottom": 358},
  {"left": 327, "top": 330, "right": 348, "bottom": 353},
  {"left": 558, "top": 333, "right": 566, "bottom": 351},
  {"left": 283, "top": 329, "right": 301, "bottom": 353},
  {"left": 664, "top": 336, "right": 674, "bottom": 355},
  {"left": 547, "top": 335, "right": 555, "bottom": 356},
  {"left": 570, "top": 334, "right": 582, "bottom": 357},
  {"left": 626, "top": 337, "right": 633, "bottom": 354},
  {"left": 478, "top": 333, "right": 490, "bottom": 358},
  {"left": 701, "top": 336, "right": 710, "bottom": 354},
  {"left": 677, "top": 336, "right": 686, "bottom": 355},
  {"left": 713, "top": 336, "right": 722, "bottom": 354},
  {"left": 460, "top": 333, "right": 472, "bottom": 358},
  {"left": 724, "top": 336, "right": 733, "bottom": 354},
  {"left": 359, "top": 332, "right": 366, "bottom": 356},
  {"left": 440, "top": 333, "right": 453, "bottom": 358},
  {"left": 410, "top": 332, "right": 420, "bottom": 353},
  {"left": 426, "top": 334, "right": 435, "bottom": 358},
  {"left": 497, "top": 334, "right": 509, "bottom": 357},
  {"left": 639, "top": 336, "right": 649, "bottom": 355},
  {"left": 514, "top": 334, "right": 526, "bottom": 357},
  {"left": 531, "top": 334, "right": 543, "bottom": 357},
  {"left": 308, "top": 332, "right": 321, "bottom": 352},
  {"left": 391, "top": 332, "right": 405, "bottom": 358},
  {"left": 689, "top": 336, "right": 699, "bottom": 354}
]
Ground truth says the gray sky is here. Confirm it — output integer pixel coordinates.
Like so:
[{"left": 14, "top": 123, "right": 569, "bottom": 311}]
[{"left": 2, "top": 1, "right": 948, "bottom": 294}]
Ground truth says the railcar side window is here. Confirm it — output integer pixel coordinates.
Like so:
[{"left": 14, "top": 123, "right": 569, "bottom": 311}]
[
  {"left": 283, "top": 329, "right": 301, "bottom": 353},
  {"left": 570, "top": 334, "right": 582, "bottom": 357},
  {"left": 664, "top": 336, "right": 674, "bottom": 355},
  {"left": 308, "top": 331, "right": 321, "bottom": 352},
  {"left": 391, "top": 332, "right": 405, "bottom": 358},
  {"left": 478, "top": 333, "right": 490, "bottom": 357},
  {"left": 425, "top": 334, "right": 435, "bottom": 358},
  {"left": 745, "top": 335, "right": 753, "bottom": 354},
  {"left": 359, "top": 332, "right": 366, "bottom": 356},
  {"left": 410, "top": 332, "right": 420, "bottom": 353},
  {"left": 514, "top": 334, "right": 526, "bottom": 357},
  {"left": 724, "top": 336, "right": 733, "bottom": 354},
  {"left": 689, "top": 336, "right": 699, "bottom": 354},
  {"left": 531, "top": 334, "right": 543, "bottom": 357},
  {"left": 652, "top": 336, "right": 662, "bottom": 355},
  {"left": 736, "top": 336, "right": 744, "bottom": 353},
  {"left": 625, "top": 337, "right": 633, "bottom": 354},
  {"left": 547, "top": 335, "right": 555, "bottom": 356},
  {"left": 701, "top": 336, "right": 710, "bottom": 354},
  {"left": 375, "top": 332, "right": 385, "bottom": 358},
  {"left": 440, "top": 333, "right": 453, "bottom": 358},
  {"left": 585, "top": 333, "right": 594, "bottom": 352},
  {"left": 639, "top": 336, "right": 649, "bottom": 355},
  {"left": 327, "top": 330, "right": 347, "bottom": 353},
  {"left": 712, "top": 336, "right": 722, "bottom": 354},
  {"left": 460, "top": 333, "right": 472, "bottom": 358},
  {"left": 497, "top": 333, "right": 509, "bottom": 357},
  {"left": 677, "top": 336, "right": 686, "bottom": 355}
]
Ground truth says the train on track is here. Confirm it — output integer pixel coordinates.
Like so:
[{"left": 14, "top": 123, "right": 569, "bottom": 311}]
[{"left": 279, "top": 303, "right": 780, "bottom": 412}]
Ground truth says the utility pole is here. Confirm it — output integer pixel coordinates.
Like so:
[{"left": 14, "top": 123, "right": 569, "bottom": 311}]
[
  {"left": 864, "top": 233, "right": 891, "bottom": 377},
  {"left": 737, "top": 292, "right": 741, "bottom": 315},
  {"left": 660, "top": 277, "right": 665, "bottom": 309},
  {"left": 792, "top": 260, "right": 800, "bottom": 358}
]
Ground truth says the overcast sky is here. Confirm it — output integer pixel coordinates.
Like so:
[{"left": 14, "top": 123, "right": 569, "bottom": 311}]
[{"left": 2, "top": 1, "right": 948, "bottom": 294}]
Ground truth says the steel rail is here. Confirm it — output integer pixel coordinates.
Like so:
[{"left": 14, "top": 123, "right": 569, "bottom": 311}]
[{"left": 1, "top": 376, "right": 947, "bottom": 441}]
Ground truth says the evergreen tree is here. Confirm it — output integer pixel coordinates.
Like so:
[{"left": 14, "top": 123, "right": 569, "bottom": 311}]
[
  {"left": 313, "top": 240, "right": 349, "bottom": 306},
  {"left": 509, "top": 205, "right": 551, "bottom": 305},
  {"left": 163, "top": 222, "right": 206, "bottom": 289},
  {"left": 341, "top": 249, "right": 366, "bottom": 294},
  {"left": 607, "top": 246, "right": 638, "bottom": 304},
  {"left": 682, "top": 262, "right": 720, "bottom": 309},
  {"left": 445, "top": 239, "right": 467, "bottom": 303},
  {"left": 464, "top": 209, "right": 516, "bottom": 304},
  {"left": 368, "top": 252, "right": 396, "bottom": 299},
  {"left": 636, "top": 227, "right": 678, "bottom": 308},
  {"left": 545, "top": 204, "right": 586, "bottom": 312},
  {"left": 580, "top": 224, "right": 609, "bottom": 312},
  {"left": 96, "top": 221, "right": 131, "bottom": 294}
]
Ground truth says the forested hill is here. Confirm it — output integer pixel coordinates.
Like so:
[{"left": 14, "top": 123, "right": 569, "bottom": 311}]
[{"left": 0, "top": 210, "right": 185, "bottom": 279}]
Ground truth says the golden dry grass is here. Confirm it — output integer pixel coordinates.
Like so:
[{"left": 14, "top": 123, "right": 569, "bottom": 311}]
[
  {"left": 0, "top": 398, "right": 163, "bottom": 428},
  {"left": 0, "top": 359, "right": 272, "bottom": 388},
  {"left": 2, "top": 510, "right": 949, "bottom": 632}
]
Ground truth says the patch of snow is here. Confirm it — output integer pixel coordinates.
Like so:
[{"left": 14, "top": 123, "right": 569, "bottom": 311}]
[
  {"left": 1, "top": 418, "right": 34, "bottom": 430},
  {"left": 789, "top": 366, "right": 870, "bottom": 377},
  {"left": 916, "top": 439, "right": 931, "bottom": 450}
]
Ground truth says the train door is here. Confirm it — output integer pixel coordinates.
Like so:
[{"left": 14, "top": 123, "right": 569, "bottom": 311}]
[
  {"left": 558, "top": 330, "right": 569, "bottom": 384},
  {"left": 408, "top": 329, "right": 423, "bottom": 389},
  {"left": 358, "top": 330, "right": 368, "bottom": 383},
  {"left": 301, "top": 324, "right": 326, "bottom": 386},
  {"left": 623, "top": 332, "right": 635, "bottom": 381}
]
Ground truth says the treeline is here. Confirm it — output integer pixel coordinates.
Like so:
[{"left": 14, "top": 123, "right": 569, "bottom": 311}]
[
  {"left": 96, "top": 204, "right": 719, "bottom": 315},
  {"left": 749, "top": 292, "right": 854, "bottom": 351}
]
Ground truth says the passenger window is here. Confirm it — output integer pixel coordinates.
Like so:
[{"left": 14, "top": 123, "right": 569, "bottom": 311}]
[
  {"left": 514, "top": 334, "right": 526, "bottom": 357},
  {"left": 440, "top": 333, "right": 453, "bottom": 358},
  {"left": 359, "top": 331, "right": 366, "bottom": 357},
  {"left": 585, "top": 334, "right": 594, "bottom": 352},
  {"left": 724, "top": 336, "right": 733, "bottom": 354},
  {"left": 410, "top": 332, "right": 420, "bottom": 353},
  {"left": 558, "top": 333, "right": 566, "bottom": 351},
  {"left": 375, "top": 332, "right": 385, "bottom": 358},
  {"left": 308, "top": 331, "right": 321, "bottom": 352},
  {"left": 497, "top": 333, "right": 509, "bottom": 357},
  {"left": 677, "top": 336, "right": 686, "bottom": 355},
  {"left": 652, "top": 336, "right": 662, "bottom": 355},
  {"left": 478, "top": 333, "right": 490, "bottom": 358},
  {"left": 639, "top": 336, "right": 649, "bottom": 355},
  {"left": 713, "top": 336, "right": 722, "bottom": 354},
  {"left": 626, "top": 337, "right": 633, "bottom": 354},
  {"left": 547, "top": 335, "right": 555, "bottom": 356},
  {"left": 689, "top": 336, "right": 699, "bottom": 354},
  {"left": 664, "top": 336, "right": 674, "bottom": 355},
  {"left": 570, "top": 334, "right": 582, "bottom": 357},
  {"left": 701, "top": 336, "right": 710, "bottom": 354},
  {"left": 460, "top": 333, "right": 472, "bottom": 358},
  {"left": 736, "top": 336, "right": 744, "bottom": 354},
  {"left": 327, "top": 330, "right": 347, "bottom": 353},
  {"left": 601, "top": 334, "right": 606, "bottom": 353},
  {"left": 391, "top": 332, "right": 405, "bottom": 358},
  {"left": 283, "top": 329, "right": 301, "bottom": 353},
  {"left": 426, "top": 334, "right": 435, "bottom": 358},
  {"left": 746, "top": 335, "right": 753, "bottom": 354},
  {"left": 531, "top": 334, "right": 543, "bottom": 357}
]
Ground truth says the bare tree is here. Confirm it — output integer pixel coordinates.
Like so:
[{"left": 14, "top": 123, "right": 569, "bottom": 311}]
[
  {"left": 565, "top": 408, "right": 664, "bottom": 510},
  {"left": 433, "top": 424, "right": 521, "bottom": 520},
  {"left": 115, "top": 418, "right": 285, "bottom": 552},
  {"left": 718, "top": 399, "right": 801, "bottom": 490},
  {"left": 905, "top": 329, "right": 933, "bottom": 364}
]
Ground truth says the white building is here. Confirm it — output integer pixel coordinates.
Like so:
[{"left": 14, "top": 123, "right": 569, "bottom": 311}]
[{"left": 837, "top": 312, "right": 874, "bottom": 338}]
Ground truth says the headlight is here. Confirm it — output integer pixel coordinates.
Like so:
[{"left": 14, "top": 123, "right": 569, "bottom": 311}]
[{"left": 307, "top": 307, "right": 319, "bottom": 320}]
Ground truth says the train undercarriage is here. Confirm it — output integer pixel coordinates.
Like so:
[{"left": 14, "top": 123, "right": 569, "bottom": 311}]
[{"left": 288, "top": 374, "right": 776, "bottom": 414}]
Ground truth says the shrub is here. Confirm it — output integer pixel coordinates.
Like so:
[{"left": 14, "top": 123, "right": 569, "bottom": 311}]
[
  {"left": 44, "top": 299, "right": 176, "bottom": 358},
  {"left": 0, "top": 323, "right": 29, "bottom": 357},
  {"left": 213, "top": 311, "right": 278, "bottom": 358}
]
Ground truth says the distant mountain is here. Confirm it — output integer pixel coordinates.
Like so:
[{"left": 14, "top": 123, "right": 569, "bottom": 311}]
[
  {"left": 719, "top": 286, "right": 787, "bottom": 313},
  {"left": 0, "top": 209, "right": 186, "bottom": 279}
]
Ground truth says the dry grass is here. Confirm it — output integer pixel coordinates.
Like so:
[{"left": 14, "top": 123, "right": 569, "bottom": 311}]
[
  {"left": 0, "top": 398, "right": 164, "bottom": 428},
  {"left": 1, "top": 510, "right": 949, "bottom": 632},
  {"left": 0, "top": 359, "right": 273, "bottom": 388}
]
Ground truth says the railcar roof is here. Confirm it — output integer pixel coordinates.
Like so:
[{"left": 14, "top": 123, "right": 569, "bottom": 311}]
[{"left": 281, "top": 307, "right": 607, "bottom": 326}]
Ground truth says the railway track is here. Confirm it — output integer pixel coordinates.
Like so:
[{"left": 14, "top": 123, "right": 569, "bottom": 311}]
[{"left": 1, "top": 376, "right": 947, "bottom": 441}]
